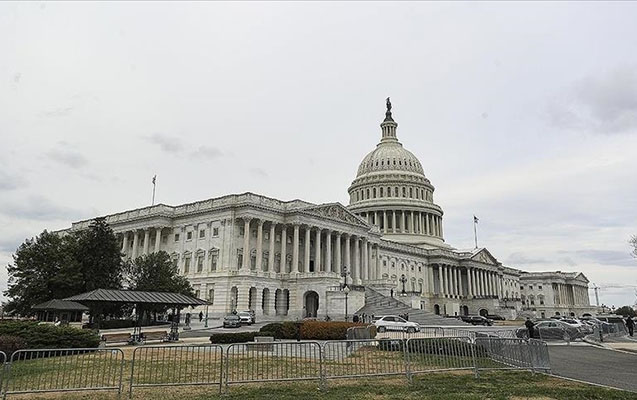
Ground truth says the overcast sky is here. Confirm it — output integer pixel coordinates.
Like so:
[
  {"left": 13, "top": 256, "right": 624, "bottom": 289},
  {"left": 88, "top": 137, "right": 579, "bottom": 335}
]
[{"left": 1, "top": 2, "right": 636, "bottom": 307}]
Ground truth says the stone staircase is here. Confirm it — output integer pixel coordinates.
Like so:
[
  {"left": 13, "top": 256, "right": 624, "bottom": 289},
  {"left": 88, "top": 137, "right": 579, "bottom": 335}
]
[{"left": 355, "top": 287, "right": 469, "bottom": 327}]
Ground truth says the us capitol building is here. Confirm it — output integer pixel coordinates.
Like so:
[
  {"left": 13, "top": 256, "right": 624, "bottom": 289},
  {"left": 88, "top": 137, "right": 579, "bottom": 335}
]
[{"left": 67, "top": 100, "right": 594, "bottom": 321}]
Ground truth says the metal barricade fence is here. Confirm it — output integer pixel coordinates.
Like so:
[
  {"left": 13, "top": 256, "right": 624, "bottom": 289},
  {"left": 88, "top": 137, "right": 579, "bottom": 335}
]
[
  {"left": 527, "top": 339, "right": 550, "bottom": 372},
  {"left": 129, "top": 344, "right": 223, "bottom": 398},
  {"left": 474, "top": 338, "right": 533, "bottom": 372},
  {"left": 3, "top": 348, "right": 124, "bottom": 399},
  {"left": 322, "top": 339, "right": 407, "bottom": 381},
  {"left": 225, "top": 341, "right": 322, "bottom": 388},
  {"left": 405, "top": 337, "right": 476, "bottom": 379},
  {"left": 0, "top": 352, "right": 5, "bottom": 395}
]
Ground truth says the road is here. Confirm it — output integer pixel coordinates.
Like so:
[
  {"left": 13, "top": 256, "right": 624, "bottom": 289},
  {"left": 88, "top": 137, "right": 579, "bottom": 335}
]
[{"left": 548, "top": 345, "right": 637, "bottom": 393}]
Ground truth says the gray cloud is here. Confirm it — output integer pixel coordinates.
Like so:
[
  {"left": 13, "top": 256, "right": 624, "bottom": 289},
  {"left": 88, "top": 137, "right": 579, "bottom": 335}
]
[
  {"left": 505, "top": 252, "right": 548, "bottom": 265},
  {"left": 192, "top": 145, "right": 223, "bottom": 159},
  {"left": 0, "top": 195, "right": 92, "bottom": 221},
  {"left": 46, "top": 147, "right": 88, "bottom": 169},
  {"left": 146, "top": 134, "right": 184, "bottom": 154},
  {"left": 548, "top": 67, "right": 637, "bottom": 134},
  {"left": 249, "top": 168, "right": 269, "bottom": 178},
  {"left": 0, "top": 171, "right": 21, "bottom": 191},
  {"left": 41, "top": 106, "right": 73, "bottom": 118},
  {"left": 570, "top": 249, "right": 636, "bottom": 268}
]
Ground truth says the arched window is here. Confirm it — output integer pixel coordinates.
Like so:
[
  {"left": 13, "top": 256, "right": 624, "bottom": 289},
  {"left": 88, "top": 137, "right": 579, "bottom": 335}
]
[
  {"left": 409, "top": 187, "right": 413, "bottom": 198},
  {"left": 380, "top": 187, "right": 384, "bottom": 197},
  {"left": 372, "top": 188, "right": 376, "bottom": 198},
  {"left": 402, "top": 187, "right": 406, "bottom": 197},
  {"left": 366, "top": 188, "right": 370, "bottom": 199}
]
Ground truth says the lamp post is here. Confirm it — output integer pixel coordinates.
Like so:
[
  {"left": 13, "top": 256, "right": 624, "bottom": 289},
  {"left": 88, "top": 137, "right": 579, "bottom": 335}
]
[
  {"left": 400, "top": 274, "right": 407, "bottom": 295},
  {"left": 341, "top": 266, "right": 351, "bottom": 321}
]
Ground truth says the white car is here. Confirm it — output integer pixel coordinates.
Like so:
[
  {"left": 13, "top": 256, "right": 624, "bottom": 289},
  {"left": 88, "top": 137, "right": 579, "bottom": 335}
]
[
  {"left": 374, "top": 315, "right": 421, "bottom": 333},
  {"left": 238, "top": 311, "right": 254, "bottom": 325}
]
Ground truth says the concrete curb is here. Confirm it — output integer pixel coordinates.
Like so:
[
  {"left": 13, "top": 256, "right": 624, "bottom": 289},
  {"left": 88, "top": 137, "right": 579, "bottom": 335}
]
[{"left": 543, "top": 372, "right": 637, "bottom": 394}]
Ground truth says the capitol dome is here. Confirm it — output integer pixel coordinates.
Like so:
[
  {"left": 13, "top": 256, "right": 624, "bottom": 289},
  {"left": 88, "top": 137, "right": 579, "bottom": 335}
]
[{"left": 347, "top": 99, "right": 446, "bottom": 248}]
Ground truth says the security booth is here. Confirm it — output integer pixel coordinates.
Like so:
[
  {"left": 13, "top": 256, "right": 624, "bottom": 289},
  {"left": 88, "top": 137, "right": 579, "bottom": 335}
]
[
  {"left": 32, "top": 299, "right": 89, "bottom": 324},
  {"left": 65, "top": 288, "right": 209, "bottom": 343}
]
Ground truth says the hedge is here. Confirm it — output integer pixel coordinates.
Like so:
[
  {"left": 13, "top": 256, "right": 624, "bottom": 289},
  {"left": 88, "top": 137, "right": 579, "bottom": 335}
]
[
  {"left": 209, "top": 331, "right": 277, "bottom": 344},
  {"left": 259, "top": 322, "right": 299, "bottom": 339},
  {"left": 300, "top": 321, "right": 363, "bottom": 340},
  {"left": 0, "top": 321, "right": 100, "bottom": 349},
  {"left": 0, "top": 335, "right": 27, "bottom": 357}
]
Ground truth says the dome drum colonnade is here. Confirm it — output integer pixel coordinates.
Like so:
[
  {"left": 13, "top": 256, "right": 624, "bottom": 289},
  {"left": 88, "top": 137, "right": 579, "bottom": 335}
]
[{"left": 348, "top": 98, "right": 445, "bottom": 244}]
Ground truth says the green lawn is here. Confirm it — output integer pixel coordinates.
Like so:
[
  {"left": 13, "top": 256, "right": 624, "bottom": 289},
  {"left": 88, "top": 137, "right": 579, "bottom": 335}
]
[{"left": 16, "top": 371, "right": 637, "bottom": 400}]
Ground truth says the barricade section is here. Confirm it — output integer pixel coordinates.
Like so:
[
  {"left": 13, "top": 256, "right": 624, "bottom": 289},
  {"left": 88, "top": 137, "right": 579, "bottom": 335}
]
[
  {"left": 129, "top": 345, "right": 223, "bottom": 397},
  {"left": 322, "top": 339, "right": 406, "bottom": 380},
  {"left": 474, "top": 338, "right": 533, "bottom": 371},
  {"left": 225, "top": 341, "right": 322, "bottom": 386},
  {"left": 3, "top": 348, "right": 124, "bottom": 398},
  {"left": 527, "top": 339, "right": 550, "bottom": 372},
  {"left": 406, "top": 337, "right": 476, "bottom": 376}
]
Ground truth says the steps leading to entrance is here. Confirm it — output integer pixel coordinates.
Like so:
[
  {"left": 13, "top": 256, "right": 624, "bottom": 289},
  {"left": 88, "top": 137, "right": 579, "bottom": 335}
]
[{"left": 355, "top": 287, "right": 469, "bottom": 326}]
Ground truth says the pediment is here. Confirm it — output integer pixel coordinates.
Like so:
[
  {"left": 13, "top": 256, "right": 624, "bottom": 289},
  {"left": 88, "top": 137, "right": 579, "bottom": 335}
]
[
  {"left": 469, "top": 248, "right": 499, "bottom": 265},
  {"left": 301, "top": 203, "right": 369, "bottom": 227}
]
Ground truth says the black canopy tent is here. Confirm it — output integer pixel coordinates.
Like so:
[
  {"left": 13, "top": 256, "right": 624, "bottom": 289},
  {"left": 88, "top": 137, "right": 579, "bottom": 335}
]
[
  {"left": 65, "top": 289, "right": 209, "bottom": 341},
  {"left": 32, "top": 299, "right": 89, "bottom": 323}
]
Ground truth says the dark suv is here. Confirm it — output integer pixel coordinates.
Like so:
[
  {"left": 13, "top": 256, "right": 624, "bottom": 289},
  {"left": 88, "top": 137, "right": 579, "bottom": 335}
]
[{"left": 459, "top": 315, "right": 493, "bottom": 326}]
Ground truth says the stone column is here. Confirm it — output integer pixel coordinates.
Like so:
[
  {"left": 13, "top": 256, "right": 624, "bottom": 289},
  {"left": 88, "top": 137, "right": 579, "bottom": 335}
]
[
  {"left": 256, "top": 220, "right": 264, "bottom": 271},
  {"left": 438, "top": 265, "right": 444, "bottom": 296},
  {"left": 467, "top": 268, "right": 473, "bottom": 297},
  {"left": 410, "top": 212, "right": 415, "bottom": 234},
  {"left": 392, "top": 211, "right": 397, "bottom": 233},
  {"left": 383, "top": 211, "right": 388, "bottom": 234},
  {"left": 121, "top": 232, "right": 129, "bottom": 255},
  {"left": 344, "top": 234, "right": 351, "bottom": 273},
  {"left": 314, "top": 228, "right": 321, "bottom": 272},
  {"left": 154, "top": 228, "right": 162, "bottom": 253},
  {"left": 325, "top": 230, "right": 332, "bottom": 273},
  {"left": 428, "top": 265, "right": 434, "bottom": 294},
  {"left": 132, "top": 230, "right": 139, "bottom": 259},
  {"left": 280, "top": 226, "right": 287, "bottom": 273},
  {"left": 292, "top": 224, "right": 300, "bottom": 273},
  {"left": 361, "top": 238, "right": 368, "bottom": 282},
  {"left": 425, "top": 214, "right": 430, "bottom": 235},
  {"left": 335, "top": 233, "right": 342, "bottom": 274},
  {"left": 375, "top": 245, "right": 381, "bottom": 281},
  {"left": 143, "top": 229, "right": 150, "bottom": 255},
  {"left": 439, "top": 217, "right": 443, "bottom": 238},
  {"left": 304, "top": 227, "right": 311, "bottom": 273},
  {"left": 241, "top": 218, "right": 251, "bottom": 270},
  {"left": 479, "top": 270, "right": 485, "bottom": 296},
  {"left": 268, "top": 223, "right": 275, "bottom": 272},
  {"left": 354, "top": 237, "right": 361, "bottom": 284}
]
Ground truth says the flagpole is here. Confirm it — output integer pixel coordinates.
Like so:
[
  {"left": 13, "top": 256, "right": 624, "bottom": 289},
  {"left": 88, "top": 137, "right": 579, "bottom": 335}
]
[
  {"left": 152, "top": 175, "right": 157, "bottom": 206},
  {"left": 473, "top": 216, "right": 478, "bottom": 249}
]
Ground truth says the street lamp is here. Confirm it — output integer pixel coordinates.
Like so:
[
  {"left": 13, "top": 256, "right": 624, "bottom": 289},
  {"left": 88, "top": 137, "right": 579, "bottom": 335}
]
[
  {"left": 400, "top": 274, "right": 407, "bottom": 295},
  {"left": 341, "top": 266, "right": 351, "bottom": 321}
]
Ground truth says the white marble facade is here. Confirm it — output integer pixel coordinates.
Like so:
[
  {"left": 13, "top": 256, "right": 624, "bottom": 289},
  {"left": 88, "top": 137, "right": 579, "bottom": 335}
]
[{"left": 66, "top": 101, "right": 592, "bottom": 320}]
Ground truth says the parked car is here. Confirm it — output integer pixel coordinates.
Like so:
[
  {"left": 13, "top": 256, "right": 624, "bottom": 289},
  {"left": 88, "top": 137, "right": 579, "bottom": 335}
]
[
  {"left": 486, "top": 314, "right": 505, "bottom": 321},
  {"left": 223, "top": 314, "right": 241, "bottom": 328},
  {"left": 238, "top": 311, "right": 254, "bottom": 325},
  {"left": 374, "top": 315, "right": 421, "bottom": 333},
  {"left": 460, "top": 315, "right": 493, "bottom": 326},
  {"left": 241, "top": 310, "right": 256, "bottom": 324},
  {"left": 560, "top": 318, "right": 591, "bottom": 333},
  {"left": 515, "top": 320, "right": 582, "bottom": 340}
]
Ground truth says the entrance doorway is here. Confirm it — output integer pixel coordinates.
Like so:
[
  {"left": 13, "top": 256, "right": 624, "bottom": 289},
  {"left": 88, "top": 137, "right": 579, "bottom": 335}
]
[
  {"left": 461, "top": 305, "right": 469, "bottom": 316},
  {"left": 433, "top": 304, "right": 440, "bottom": 315},
  {"left": 479, "top": 308, "right": 488, "bottom": 317},
  {"left": 304, "top": 291, "right": 319, "bottom": 318}
]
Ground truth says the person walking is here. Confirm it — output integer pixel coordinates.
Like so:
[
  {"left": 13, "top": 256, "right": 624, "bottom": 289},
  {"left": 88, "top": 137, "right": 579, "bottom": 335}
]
[
  {"left": 198, "top": 311, "right": 203, "bottom": 323},
  {"left": 525, "top": 317, "right": 535, "bottom": 339},
  {"left": 626, "top": 316, "right": 635, "bottom": 337}
]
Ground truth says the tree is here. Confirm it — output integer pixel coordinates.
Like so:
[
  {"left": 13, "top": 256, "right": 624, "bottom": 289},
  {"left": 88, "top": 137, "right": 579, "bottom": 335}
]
[
  {"left": 614, "top": 305, "right": 636, "bottom": 318},
  {"left": 630, "top": 235, "right": 637, "bottom": 259},
  {"left": 126, "top": 251, "right": 193, "bottom": 295},
  {"left": 5, "top": 231, "right": 81, "bottom": 315},
  {"left": 5, "top": 217, "right": 124, "bottom": 317},
  {"left": 125, "top": 251, "right": 195, "bottom": 322}
]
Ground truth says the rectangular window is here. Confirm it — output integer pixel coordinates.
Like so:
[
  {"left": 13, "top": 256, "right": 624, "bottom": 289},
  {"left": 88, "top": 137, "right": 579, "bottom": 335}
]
[
  {"left": 174, "top": 234, "right": 180, "bottom": 242},
  {"left": 208, "top": 289, "right": 214, "bottom": 303},
  {"left": 197, "top": 256, "right": 203, "bottom": 272},
  {"left": 538, "top": 285, "right": 543, "bottom": 290},
  {"left": 195, "top": 289, "right": 200, "bottom": 299},
  {"left": 529, "top": 285, "right": 533, "bottom": 290},
  {"left": 199, "top": 229, "right": 205, "bottom": 238},
  {"left": 237, "top": 254, "right": 243, "bottom": 267},
  {"left": 212, "top": 227, "right": 219, "bottom": 237},
  {"left": 287, "top": 235, "right": 292, "bottom": 244},
  {"left": 211, "top": 255, "right": 218, "bottom": 271},
  {"left": 265, "top": 232, "right": 270, "bottom": 240},
  {"left": 184, "top": 258, "right": 191, "bottom": 274},
  {"left": 252, "top": 229, "right": 257, "bottom": 238},
  {"left": 276, "top": 234, "right": 281, "bottom": 242},
  {"left": 239, "top": 227, "right": 245, "bottom": 236},
  {"left": 186, "top": 231, "right": 193, "bottom": 240},
  {"left": 520, "top": 286, "right": 524, "bottom": 290},
  {"left": 162, "top": 235, "right": 167, "bottom": 244}
]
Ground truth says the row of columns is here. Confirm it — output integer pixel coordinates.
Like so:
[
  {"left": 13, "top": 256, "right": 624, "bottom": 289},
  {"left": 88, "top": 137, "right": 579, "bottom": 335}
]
[
  {"left": 554, "top": 283, "right": 588, "bottom": 306},
  {"left": 434, "top": 265, "right": 503, "bottom": 299},
  {"left": 120, "top": 228, "right": 164, "bottom": 259},
  {"left": 240, "top": 218, "right": 381, "bottom": 285},
  {"left": 360, "top": 210, "right": 442, "bottom": 237}
]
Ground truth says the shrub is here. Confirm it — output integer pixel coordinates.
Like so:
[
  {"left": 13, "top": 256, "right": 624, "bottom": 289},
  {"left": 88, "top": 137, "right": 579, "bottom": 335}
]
[
  {"left": 300, "top": 321, "right": 363, "bottom": 340},
  {"left": 0, "top": 321, "right": 100, "bottom": 349},
  {"left": 0, "top": 335, "right": 27, "bottom": 357},
  {"left": 210, "top": 331, "right": 261, "bottom": 344},
  {"left": 259, "top": 322, "right": 299, "bottom": 339}
]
